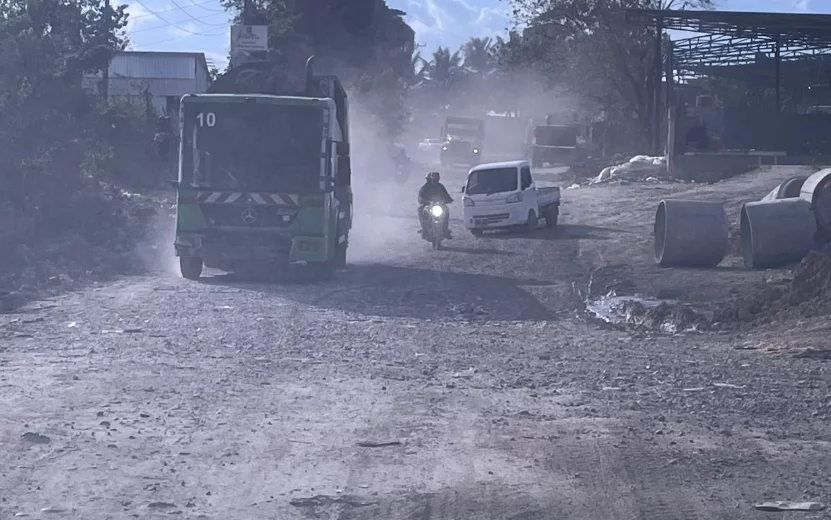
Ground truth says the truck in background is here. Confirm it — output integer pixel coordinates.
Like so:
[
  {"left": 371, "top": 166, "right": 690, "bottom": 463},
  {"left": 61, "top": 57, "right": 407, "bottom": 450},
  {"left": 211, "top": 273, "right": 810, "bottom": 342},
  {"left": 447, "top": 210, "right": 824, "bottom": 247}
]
[
  {"left": 524, "top": 112, "right": 588, "bottom": 168},
  {"left": 440, "top": 116, "right": 485, "bottom": 167},
  {"left": 171, "top": 57, "right": 352, "bottom": 280}
]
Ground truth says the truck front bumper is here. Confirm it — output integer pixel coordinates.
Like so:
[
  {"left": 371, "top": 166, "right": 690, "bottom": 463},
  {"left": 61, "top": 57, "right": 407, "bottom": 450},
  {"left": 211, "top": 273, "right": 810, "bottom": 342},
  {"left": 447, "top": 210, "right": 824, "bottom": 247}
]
[
  {"left": 174, "top": 231, "right": 329, "bottom": 267},
  {"left": 463, "top": 207, "right": 526, "bottom": 230},
  {"left": 441, "top": 150, "right": 480, "bottom": 164}
]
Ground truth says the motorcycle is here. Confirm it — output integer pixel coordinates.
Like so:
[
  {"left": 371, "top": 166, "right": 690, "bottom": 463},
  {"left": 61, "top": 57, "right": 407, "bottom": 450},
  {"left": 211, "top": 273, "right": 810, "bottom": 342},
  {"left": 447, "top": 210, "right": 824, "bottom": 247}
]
[{"left": 421, "top": 201, "right": 449, "bottom": 250}]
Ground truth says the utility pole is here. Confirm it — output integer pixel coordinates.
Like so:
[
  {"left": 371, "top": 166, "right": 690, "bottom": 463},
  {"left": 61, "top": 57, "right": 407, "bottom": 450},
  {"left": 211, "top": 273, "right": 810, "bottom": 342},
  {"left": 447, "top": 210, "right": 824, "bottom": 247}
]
[
  {"left": 102, "top": 0, "right": 110, "bottom": 101},
  {"left": 242, "top": 0, "right": 253, "bottom": 24}
]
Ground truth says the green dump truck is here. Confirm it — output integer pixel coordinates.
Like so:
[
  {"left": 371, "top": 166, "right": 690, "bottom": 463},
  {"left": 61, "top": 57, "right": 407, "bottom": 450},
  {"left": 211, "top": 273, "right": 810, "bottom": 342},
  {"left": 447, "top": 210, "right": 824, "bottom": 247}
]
[{"left": 171, "top": 57, "right": 352, "bottom": 280}]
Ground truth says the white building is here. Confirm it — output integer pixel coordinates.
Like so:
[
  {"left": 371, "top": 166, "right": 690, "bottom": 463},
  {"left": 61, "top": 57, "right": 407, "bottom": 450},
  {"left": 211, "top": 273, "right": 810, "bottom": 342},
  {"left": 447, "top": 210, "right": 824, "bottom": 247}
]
[{"left": 84, "top": 51, "right": 211, "bottom": 125}]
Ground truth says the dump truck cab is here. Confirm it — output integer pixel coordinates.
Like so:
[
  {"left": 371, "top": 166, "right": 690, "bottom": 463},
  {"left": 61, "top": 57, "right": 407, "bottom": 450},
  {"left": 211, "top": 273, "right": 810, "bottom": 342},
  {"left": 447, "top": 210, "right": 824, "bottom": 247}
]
[
  {"left": 440, "top": 116, "right": 484, "bottom": 167},
  {"left": 172, "top": 57, "right": 352, "bottom": 280},
  {"left": 525, "top": 111, "right": 587, "bottom": 167}
]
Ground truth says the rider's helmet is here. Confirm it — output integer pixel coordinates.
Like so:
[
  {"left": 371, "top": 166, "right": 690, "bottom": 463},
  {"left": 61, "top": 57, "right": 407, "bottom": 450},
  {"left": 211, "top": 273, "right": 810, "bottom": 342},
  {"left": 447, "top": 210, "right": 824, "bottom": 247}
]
[{"left": 426, "top": 171, "right": 440, "bottom": 182}]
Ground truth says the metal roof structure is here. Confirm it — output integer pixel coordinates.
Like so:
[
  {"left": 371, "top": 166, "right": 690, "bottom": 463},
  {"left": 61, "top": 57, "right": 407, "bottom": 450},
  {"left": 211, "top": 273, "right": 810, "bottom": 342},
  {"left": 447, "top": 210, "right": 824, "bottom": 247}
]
[{"left": 626, "top": 9, "right": 831, "bottom": 78}]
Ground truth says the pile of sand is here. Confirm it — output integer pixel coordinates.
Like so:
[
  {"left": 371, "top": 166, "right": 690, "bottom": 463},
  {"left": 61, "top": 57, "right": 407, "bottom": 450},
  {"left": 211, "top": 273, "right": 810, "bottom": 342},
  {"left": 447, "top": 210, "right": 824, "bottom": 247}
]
[{"left": 713, "top": 248, "right": 831, "bottom": 328}]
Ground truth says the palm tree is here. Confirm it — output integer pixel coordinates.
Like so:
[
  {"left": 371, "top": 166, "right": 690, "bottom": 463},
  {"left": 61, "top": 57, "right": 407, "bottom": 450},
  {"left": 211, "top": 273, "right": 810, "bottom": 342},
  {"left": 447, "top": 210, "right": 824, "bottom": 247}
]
[
  {"left": 462, "top": 37, "right": 494, "bottom": 75},
  {"left": 491, "top": 31, "right": 524, "bottom": 70},
  {"left": 406, "top": 49, "right": 428, "bottom": 87},
  {"left": 424, "top": 46, "right": 464, "bottom": 90}
]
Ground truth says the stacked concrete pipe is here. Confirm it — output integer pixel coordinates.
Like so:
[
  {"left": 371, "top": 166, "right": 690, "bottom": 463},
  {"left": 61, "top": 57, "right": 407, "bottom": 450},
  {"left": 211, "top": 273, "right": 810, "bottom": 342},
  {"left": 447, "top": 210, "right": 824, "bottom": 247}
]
[
  {"left": 800, "top": 168, "right": 831, "bottom": 237},
  {"left": 740, "top": 199, "right": 817, "bottom": 269},
  {"left": 654, "top": 199, "right": 729, "bottom": 267},
  {"left": 738, "top": 171, "right": 824, "bottom": 269},
  {"left": 760, "top": 175, "right": 809, "bottom": 202}
]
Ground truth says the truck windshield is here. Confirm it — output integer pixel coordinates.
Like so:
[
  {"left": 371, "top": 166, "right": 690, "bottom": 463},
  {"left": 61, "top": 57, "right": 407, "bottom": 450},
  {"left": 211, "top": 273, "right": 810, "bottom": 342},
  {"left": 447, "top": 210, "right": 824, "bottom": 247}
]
[
  {"left": 534, "top": 125, "right": 577, "bottom": 147},
  {"left": 181, "top": 102, "right": 323, "bottom": 193},
  {"left": 446, "top": 121, "right": 483, "bottom": 141},
  {"left": 466, "top": 168, "right": 518, "bottom": 195}
]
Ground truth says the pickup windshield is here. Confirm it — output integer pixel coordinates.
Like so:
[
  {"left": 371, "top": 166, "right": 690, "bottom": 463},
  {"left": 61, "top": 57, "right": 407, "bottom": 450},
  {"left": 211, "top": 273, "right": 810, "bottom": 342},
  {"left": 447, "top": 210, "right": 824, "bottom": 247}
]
[
  {"left": 466, "top": 168, "right": 518, "bottom": 195},
  {"left": 181, "top": 102, "right": 323, "bottom": 193}
]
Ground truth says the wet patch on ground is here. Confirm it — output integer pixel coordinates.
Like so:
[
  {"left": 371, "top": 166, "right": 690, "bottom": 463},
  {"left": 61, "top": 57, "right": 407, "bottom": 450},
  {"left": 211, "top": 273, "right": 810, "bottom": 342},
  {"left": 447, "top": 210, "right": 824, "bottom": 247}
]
[{"left": 584, "top": 264, "right": 710, "bottom": 334}]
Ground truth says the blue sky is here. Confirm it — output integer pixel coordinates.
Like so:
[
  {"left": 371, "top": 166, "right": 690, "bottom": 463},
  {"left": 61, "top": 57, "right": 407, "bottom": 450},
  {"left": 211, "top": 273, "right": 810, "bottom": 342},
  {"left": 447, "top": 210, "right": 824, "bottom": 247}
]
[{"left": 123, "top": 0, "right": 830, "bottom": 70}]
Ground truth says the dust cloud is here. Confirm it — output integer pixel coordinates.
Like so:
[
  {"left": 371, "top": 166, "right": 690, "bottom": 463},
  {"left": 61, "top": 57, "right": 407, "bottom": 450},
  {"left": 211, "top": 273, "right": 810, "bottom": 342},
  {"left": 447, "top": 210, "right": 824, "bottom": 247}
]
[
  {"left": 402, "top": 70, "right": 583, "bottom": 163},
  {"left": 347, "top": 98, "right": 417, "bottom": 264},
  {"left": 136, "top": 205, "right": 179, "bottom": 276}
]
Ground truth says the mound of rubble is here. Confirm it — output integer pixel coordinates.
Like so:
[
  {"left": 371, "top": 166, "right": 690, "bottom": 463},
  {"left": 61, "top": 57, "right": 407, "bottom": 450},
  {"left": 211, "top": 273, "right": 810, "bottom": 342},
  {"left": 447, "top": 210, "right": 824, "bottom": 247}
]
[
  {"left": 713, "top": 248, "right": 831, "bottom": 328},
  {"left": 586, "top": 250, "right": 831, "bottom": 334},
  {"left": 590, "top": 155, "right": 668, "bottom": 185}
]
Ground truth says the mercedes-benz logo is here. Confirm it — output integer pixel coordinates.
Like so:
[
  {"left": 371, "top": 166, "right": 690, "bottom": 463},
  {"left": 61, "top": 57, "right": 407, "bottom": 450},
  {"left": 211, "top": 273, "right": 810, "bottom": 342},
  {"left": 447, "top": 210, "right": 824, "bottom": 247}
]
[{"left": 241, "top": 207, "right": 258, "bottom": 224}]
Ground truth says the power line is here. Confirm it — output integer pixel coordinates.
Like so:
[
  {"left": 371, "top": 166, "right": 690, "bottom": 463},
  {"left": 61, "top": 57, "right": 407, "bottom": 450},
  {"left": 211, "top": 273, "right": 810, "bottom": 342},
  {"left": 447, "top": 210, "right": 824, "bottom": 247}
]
[
  {"left": 129, "top": 9, "right": 229, "bottom": 35},
  {"left": 132, "top": 0, "right": 224, "bottom": 35},
  {"left": 128, "top": 0, "right": 217, "bottom": 21},
  {"left": 170, "top": 0, "right": 229, "bottom": 26},
  {"left": 185, "top": 0, "right": 227, "bottom": 13},
  {"left": 139, "top": 28, "right": 228, "bottom": 47}
]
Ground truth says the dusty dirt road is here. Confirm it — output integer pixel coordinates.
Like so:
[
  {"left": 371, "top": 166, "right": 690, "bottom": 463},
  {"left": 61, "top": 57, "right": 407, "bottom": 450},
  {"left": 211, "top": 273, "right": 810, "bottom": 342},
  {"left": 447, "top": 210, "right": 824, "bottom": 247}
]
[{"left": 2, "top": 166, "right": 830, "bottom": 519}]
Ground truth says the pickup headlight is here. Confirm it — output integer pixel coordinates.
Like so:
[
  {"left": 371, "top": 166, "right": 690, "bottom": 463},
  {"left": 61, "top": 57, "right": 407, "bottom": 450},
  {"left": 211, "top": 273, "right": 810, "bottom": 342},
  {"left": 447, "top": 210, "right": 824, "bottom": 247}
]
[
  {"left": 463, "top": 197, "right": 475, "bottom": 207},
  {"left": 506, "top": 192, "right": 523, "bottom": 203}
]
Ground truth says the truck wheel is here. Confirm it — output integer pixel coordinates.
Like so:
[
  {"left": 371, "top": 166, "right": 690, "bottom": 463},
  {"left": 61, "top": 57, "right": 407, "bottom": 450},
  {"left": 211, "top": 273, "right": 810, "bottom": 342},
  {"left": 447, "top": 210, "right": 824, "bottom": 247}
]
[
  {"left": 333, "top": 242, "right": 347, "bottom": 269},
  {"left": 470, "top": 229, "right": 484, "bottom": 237},
  {"left": 526, "top": 210, "right": 538, "bottom": 232},
  {"left": 545, "top": 208, "right": 559, "bottom": 228},
  {"left": 180, "top": 257, "right": 203, "bottom": 280},
  {"left": 308, "top": 261, "right": 334, "bottom": 281}
]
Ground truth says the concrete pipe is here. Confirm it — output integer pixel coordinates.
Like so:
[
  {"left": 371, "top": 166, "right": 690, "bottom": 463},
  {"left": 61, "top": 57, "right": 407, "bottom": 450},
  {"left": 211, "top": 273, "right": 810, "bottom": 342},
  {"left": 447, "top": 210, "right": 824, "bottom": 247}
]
[
  {"left": 654, "top": 199, "right": 729, "bottom": 268},
  {"left": 740, "top": 198, "right": 816, "bottom": 269},
  {"left": 760, "top": 175, "right": 809, "bottom": 202},
  {"left": 800, "top": 168, "right": 831, "bottom": 234}
]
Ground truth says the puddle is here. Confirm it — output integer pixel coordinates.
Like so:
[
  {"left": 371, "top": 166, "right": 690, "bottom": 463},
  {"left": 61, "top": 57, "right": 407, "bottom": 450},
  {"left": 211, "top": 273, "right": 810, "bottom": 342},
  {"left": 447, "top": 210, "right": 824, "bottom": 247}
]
[
  {"left": 586, "top": 291, "right": 670, "bottom": 325},
  {"left": 586, "top": 291, "right": 709, "bottom": 334}
]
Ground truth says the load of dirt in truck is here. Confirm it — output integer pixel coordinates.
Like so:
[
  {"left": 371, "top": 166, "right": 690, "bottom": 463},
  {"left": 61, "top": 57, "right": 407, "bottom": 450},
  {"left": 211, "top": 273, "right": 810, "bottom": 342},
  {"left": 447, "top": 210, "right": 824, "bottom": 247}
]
[{"left": 712, "top": 247, "right": 831, "bottom": 328}]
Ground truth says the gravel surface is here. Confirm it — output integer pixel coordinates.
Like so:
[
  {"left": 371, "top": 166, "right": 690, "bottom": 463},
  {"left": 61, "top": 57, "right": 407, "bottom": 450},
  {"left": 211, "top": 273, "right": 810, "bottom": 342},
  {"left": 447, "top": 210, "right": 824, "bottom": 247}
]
[{"left": 1, "top": 166, "right": 830, "bottom": 519}]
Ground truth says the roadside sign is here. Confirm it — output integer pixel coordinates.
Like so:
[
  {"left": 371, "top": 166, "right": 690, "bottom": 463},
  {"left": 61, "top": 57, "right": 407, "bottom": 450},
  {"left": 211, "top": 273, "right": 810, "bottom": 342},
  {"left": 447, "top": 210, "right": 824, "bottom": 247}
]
[
  {"left": 229, "top": 24, "right": 267, "bottom": 67},
  {"left": 231, "top": 24, "right": 268, "bottom": 52}
]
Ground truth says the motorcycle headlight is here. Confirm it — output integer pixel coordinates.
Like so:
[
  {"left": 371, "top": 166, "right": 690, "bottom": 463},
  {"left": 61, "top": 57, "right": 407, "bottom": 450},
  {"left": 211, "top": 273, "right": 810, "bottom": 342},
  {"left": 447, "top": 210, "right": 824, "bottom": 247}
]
[
  {"left": 473, "top": 148, "right": 479, "bottom": 154},
  {"left": 430, "top": 205, "right": 444, "bottom": 217}
]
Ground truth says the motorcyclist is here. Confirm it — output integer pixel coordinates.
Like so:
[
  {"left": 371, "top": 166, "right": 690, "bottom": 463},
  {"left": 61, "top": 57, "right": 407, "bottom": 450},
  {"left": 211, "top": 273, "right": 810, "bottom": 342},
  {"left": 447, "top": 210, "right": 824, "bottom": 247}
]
[{"left": 418, "top": 171, "right": 453, "bottom": 238}]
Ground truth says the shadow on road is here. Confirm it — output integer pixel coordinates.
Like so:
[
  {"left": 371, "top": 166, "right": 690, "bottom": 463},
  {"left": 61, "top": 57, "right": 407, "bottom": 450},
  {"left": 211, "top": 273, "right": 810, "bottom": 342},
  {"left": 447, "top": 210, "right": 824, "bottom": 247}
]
[
  {"left": 202, "top": 263, "right": 559, "bottom": 321},
  {"left": 484, "top": 224, "right": 629, "bottom": 241},
  {"left": 439, "top": 245, "right": 516, "bottom": 255}
]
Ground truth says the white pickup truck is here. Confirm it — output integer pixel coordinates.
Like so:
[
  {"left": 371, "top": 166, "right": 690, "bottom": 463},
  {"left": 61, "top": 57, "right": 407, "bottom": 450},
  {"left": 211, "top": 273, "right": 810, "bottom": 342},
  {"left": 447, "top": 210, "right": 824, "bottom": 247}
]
[{"left": 461, "top": 160, "right": 561, "bottom": 236}]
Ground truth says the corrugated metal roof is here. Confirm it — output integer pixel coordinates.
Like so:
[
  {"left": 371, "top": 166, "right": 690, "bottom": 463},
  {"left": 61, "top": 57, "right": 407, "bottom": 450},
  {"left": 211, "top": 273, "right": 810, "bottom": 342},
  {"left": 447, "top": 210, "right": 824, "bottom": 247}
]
[
  {"left": 113, "top": 51, "right": 210, "bottom": 74},
  {"left": 85, "top": 51, "right": 209, "bottom": 81},
  {"left": 110, "top": 53, "right": 196, "bottom": 80}
]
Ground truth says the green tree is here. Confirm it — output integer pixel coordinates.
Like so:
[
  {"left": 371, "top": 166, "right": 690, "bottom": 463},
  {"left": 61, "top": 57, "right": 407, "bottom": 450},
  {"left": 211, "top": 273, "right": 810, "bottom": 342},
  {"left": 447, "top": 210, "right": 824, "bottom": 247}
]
[
  {"left": 0, "top": 0, "right": 131, "bottom": 210},
  {"left": 424, "top": 47, "right": 464, "bottom": 90},
  {"left": 504, "top": 0, "right": 714, "bottom": 151},
  {"left": 218, "top": 0, "right": 415, "bottom": 135},
  {"left": 462, "top": 36, "right": 495, "bottom": 75}
]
